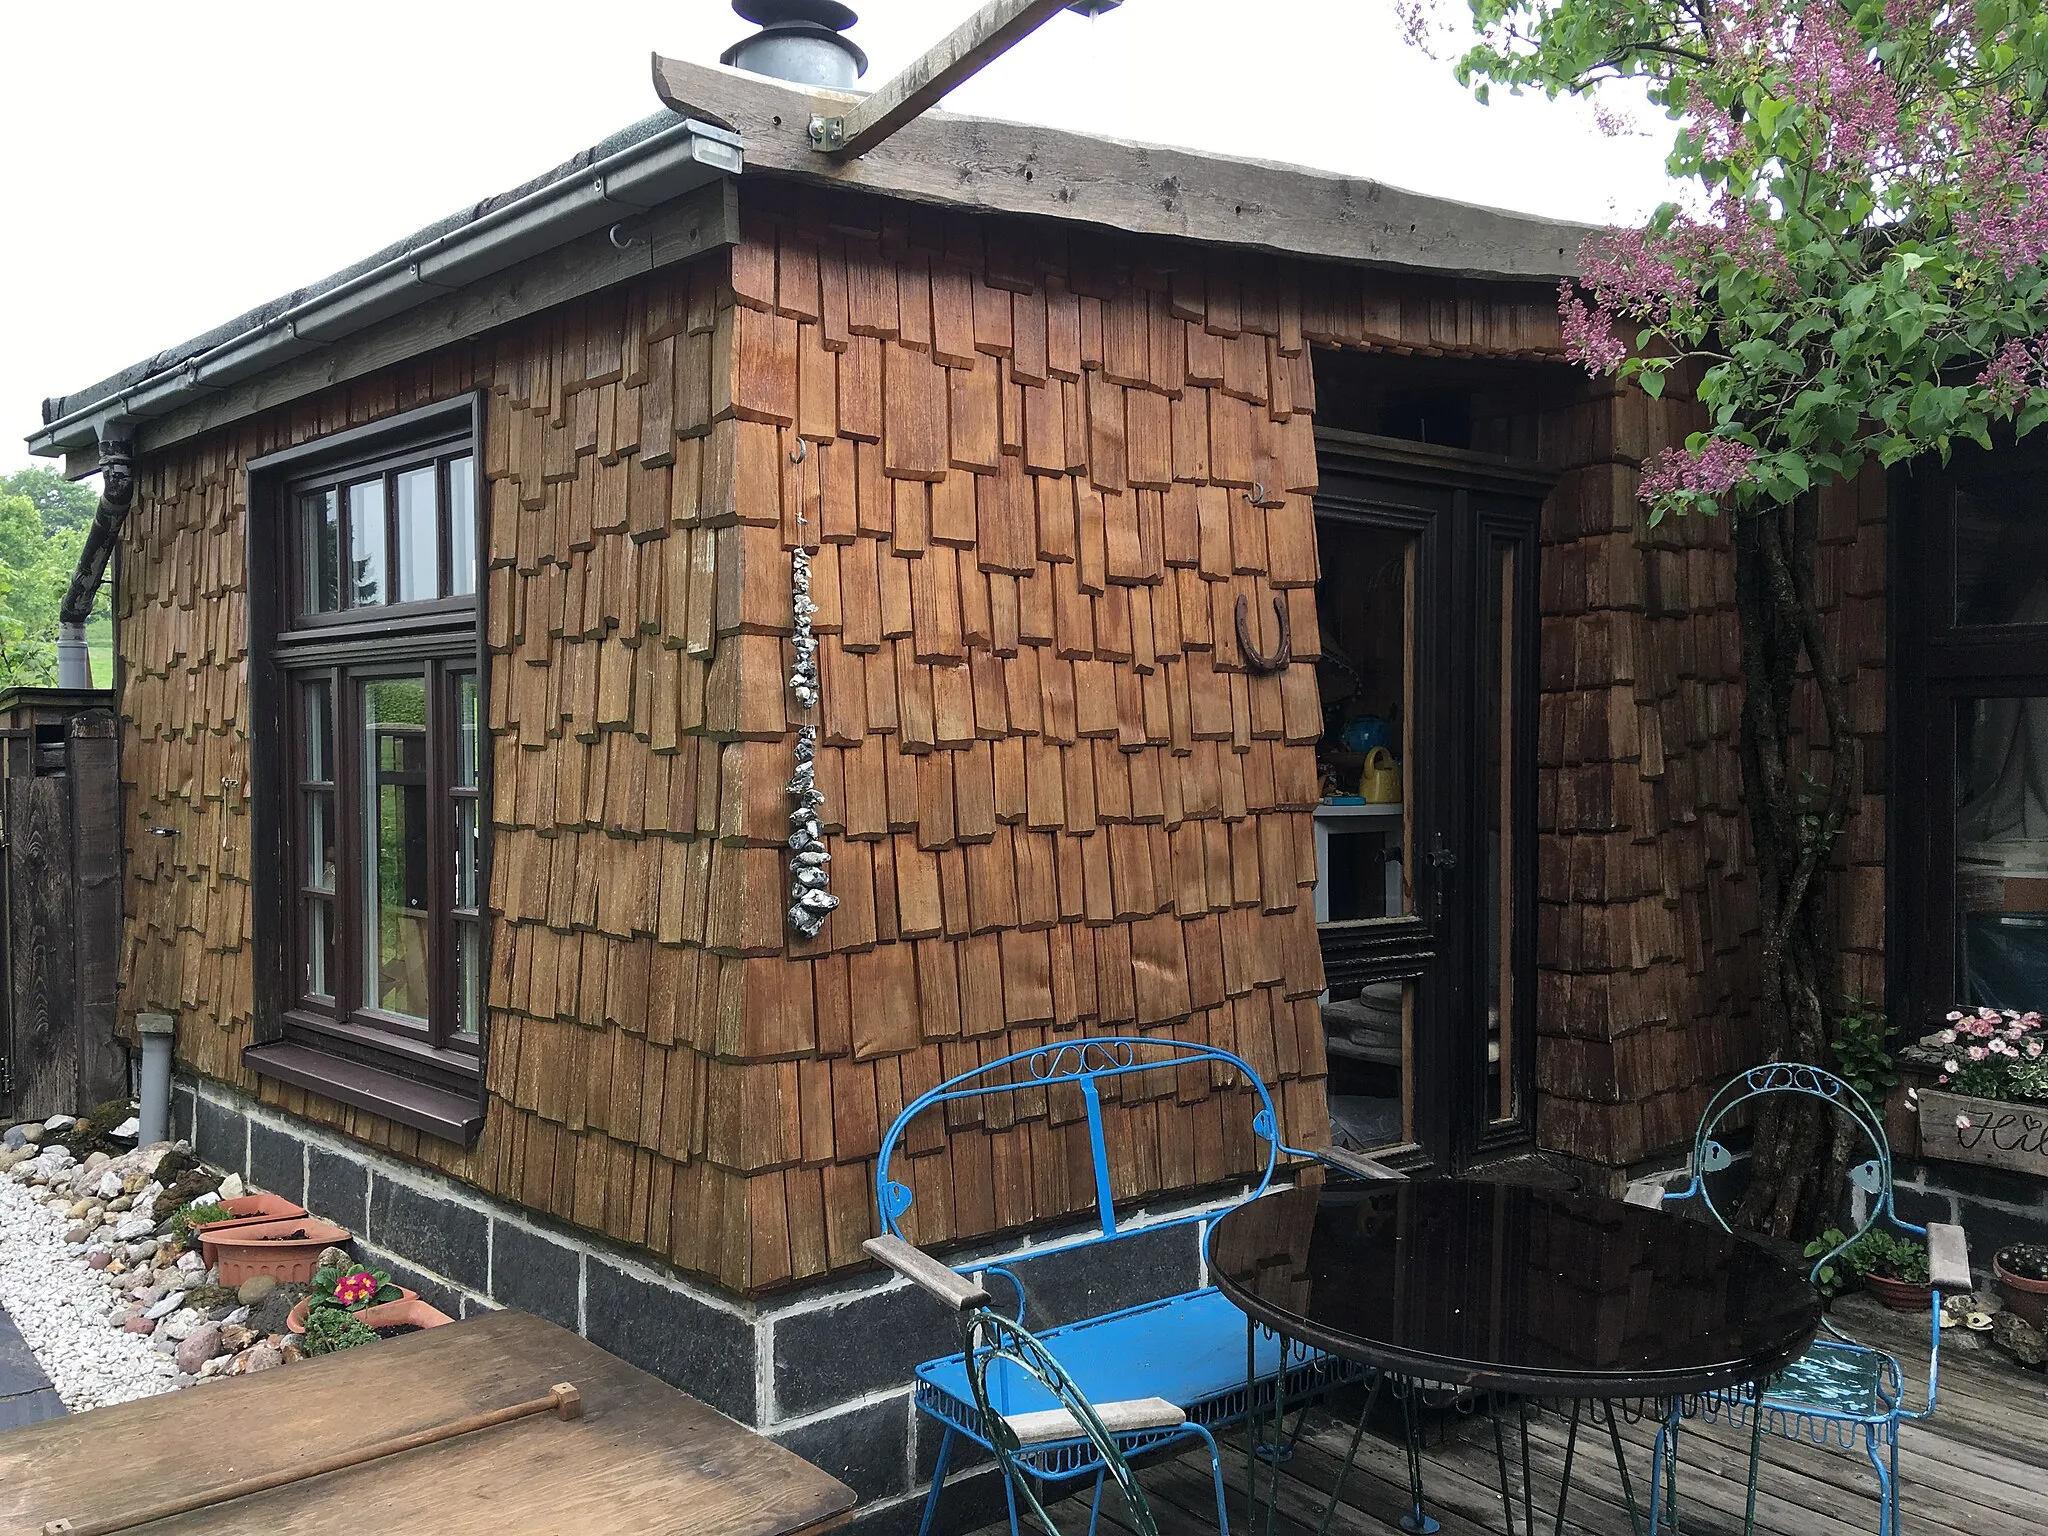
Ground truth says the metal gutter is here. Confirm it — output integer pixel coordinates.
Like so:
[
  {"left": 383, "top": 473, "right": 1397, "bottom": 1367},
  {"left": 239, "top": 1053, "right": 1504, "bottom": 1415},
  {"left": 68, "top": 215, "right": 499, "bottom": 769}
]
[{"left": 28, "top": 116, "right": 744, "bottom": 459}]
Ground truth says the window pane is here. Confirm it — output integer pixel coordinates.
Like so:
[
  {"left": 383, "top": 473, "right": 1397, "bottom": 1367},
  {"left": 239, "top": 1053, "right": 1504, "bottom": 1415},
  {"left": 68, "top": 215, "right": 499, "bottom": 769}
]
[
  {"left": 454, "top": 671, "right": 479, "bottom": 788},
  {"left": 454, "top": 919, "right": 483, "bottom": 1042},
  {"left": 1956, "top": 694, "right": 2048, "bottom": 1008},
  {"left": 395, "top": 466, "right": 439, "bottom": 602},
  {"left": 1486, "top": 543, "right": 1518, "bottom": 1124},
  {"left": 306, "top": 790, "right": 336, "bottom": 892},
  {"left": 348, "top": 479, "right": 386, "bottom": 607},
  {"left": 302, "top": 490, "right": 340, "bottom": 614},
  {"left": 454, "top": 800, "right": 479, "bottom": 912},
  {"left": 447, "top": 456, "right": 476, "bottom": 597},
  {"left": 1324, "top": 979, "right": 1416, "bottom": 1152},
  {"left": 362, "top": 675, "right": 430, "bottom": 1020},
  {"left": 306, "top": 898, "right": 336, "bottom": 1000},
  {"left": 1954, "top": 487, "right": 2048, "bottom": 626},
  {"left": 1311, "top": 522, "right": 1413, "bottom": 921},
  {"left": 303, "top": 678, "right": 333, "bottom": 783}
]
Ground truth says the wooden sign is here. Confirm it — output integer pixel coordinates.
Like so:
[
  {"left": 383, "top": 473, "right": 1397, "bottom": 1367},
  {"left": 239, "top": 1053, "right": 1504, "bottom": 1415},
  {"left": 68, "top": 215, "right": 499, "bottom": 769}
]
[{"left": 1917, "top": 1089, "right": 2048, "bottom": 1178}]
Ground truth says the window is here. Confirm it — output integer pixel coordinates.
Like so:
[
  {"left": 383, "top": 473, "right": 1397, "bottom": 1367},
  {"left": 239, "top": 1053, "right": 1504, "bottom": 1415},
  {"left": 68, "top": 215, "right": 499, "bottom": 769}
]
[
  {"left": 245, "top": 400, "right": 486, "bottom": 1139},
  {"left": 1896, "top": 444, "right": 2048, "bottom": 1030}
]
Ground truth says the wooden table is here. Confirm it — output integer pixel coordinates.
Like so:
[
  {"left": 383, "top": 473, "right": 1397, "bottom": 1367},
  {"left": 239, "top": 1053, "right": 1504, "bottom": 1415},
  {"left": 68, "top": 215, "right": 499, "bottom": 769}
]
[{"left": 0, "top": 1310, "right": 855, "bottom": 1536}]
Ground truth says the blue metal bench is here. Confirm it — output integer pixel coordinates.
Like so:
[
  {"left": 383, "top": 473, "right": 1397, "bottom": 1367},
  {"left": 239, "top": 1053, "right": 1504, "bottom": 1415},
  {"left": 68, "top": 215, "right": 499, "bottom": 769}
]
[
  {"left": 1637, "top": 1064, "right": 1973, "bottom": 1536},
  {"left": 865, "top": 1035, "right": 1399, "bottom": 1536}
]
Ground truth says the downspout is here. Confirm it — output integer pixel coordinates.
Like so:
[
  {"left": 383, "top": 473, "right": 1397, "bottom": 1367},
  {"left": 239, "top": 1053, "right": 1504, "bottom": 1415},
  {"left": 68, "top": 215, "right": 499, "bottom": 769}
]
[{"left": 56, "top": 424, "right": 135, "bottom": 689}]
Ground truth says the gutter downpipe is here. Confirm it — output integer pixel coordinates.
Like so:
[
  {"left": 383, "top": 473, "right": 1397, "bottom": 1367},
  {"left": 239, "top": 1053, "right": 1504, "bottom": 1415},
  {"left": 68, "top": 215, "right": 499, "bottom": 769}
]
[
  {"left": 28, "top": 116, "right": 743, "bottom": 463},
  {"left": 57, "top": 422, "right": 135, "bottom": 689}
]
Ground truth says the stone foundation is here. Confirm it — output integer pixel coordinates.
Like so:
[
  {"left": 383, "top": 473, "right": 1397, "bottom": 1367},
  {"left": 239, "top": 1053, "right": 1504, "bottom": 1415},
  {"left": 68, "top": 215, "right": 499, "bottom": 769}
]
[{"left": 175, "top": 1073, "right": 1238, "bottom": 1530}]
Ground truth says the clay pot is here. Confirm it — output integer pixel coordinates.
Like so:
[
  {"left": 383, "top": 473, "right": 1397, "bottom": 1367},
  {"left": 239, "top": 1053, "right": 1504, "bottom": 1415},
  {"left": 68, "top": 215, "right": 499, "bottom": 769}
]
[
  {"left": 1863, "top": 1273, "right": 1936, "bottom": 1312},
  {"left": 354, "top": 1298, "right": 454, "bottom": 1332},
  {"left": 194, "top": 1194, "right": 310, "bottom": 1264},
  {"left": 286, "top": 1286, "right": 421, "bottom": 1335},
  {"left": 209, "top": 1218, "right": 354, "bottom": 1286},
  {"left": 1994, "top": 1252, "right": 2048, "bottom": 1331}
]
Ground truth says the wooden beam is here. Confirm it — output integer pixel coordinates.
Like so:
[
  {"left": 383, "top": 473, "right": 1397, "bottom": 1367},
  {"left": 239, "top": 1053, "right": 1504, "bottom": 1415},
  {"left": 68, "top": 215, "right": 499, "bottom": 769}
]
[
  {"left": 814, "top": 0, "right": 1073, "bottom": 160},
  {"left": 650, "top": 54, "right": 1590, "bottom": 281}
]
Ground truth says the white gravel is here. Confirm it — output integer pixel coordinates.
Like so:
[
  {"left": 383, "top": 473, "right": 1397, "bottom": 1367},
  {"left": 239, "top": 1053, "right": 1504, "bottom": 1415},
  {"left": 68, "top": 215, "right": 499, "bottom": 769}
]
[{"left": 0, "top": 1172, "right": 176, "bottom": 1411}]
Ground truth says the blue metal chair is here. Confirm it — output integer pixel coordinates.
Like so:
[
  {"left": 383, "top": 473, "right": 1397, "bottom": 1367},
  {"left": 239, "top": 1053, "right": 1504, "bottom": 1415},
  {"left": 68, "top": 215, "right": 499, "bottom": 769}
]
[
  {"left": 1640, "top": 1064, "right": 1973, "bottom": 1536},
  {"left": 866, "top": 1035, "right": 1399, "bottom": 1536}
]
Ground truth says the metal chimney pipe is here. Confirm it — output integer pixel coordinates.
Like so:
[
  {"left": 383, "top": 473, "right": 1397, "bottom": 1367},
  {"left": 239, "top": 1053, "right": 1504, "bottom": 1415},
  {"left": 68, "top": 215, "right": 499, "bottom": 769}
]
[{"left": 721, "top": 0, "right": 868, "bottom": 89}]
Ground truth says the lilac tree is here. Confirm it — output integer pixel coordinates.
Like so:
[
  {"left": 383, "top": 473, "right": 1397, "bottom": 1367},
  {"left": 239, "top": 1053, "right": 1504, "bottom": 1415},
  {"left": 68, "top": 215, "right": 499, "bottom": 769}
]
[{"left": 1450, "top": 0, "right": 2048, "bottom": 1233}]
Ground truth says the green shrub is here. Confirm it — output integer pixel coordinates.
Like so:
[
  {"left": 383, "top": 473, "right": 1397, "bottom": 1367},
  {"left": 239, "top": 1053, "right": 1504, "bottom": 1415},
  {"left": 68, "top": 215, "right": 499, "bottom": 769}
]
[
  {"left": 170, "top": 1202, "right": 231, "bottom": 1242},
  {"left": 302, "top": 1305, "right": 378, "bottom": 1356}
]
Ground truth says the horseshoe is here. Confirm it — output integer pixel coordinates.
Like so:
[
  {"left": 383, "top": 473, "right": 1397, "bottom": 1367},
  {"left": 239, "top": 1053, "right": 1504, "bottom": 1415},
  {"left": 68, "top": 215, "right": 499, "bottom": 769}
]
[{"left": 1235, "top": 594, "right": 1292, "bottom": 675}]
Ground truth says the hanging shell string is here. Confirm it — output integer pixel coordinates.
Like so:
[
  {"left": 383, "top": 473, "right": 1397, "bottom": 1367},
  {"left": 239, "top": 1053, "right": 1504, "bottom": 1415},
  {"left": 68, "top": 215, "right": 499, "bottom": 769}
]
[{"left": 786, "top": 439, "right": 837, "bottom": 939}]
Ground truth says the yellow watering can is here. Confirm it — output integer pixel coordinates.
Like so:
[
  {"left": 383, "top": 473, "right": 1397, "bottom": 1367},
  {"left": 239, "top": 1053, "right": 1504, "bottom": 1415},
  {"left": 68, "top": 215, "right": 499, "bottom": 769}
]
[{"left": 1360, "top": 747, "right": 1402, "bottom": 805}]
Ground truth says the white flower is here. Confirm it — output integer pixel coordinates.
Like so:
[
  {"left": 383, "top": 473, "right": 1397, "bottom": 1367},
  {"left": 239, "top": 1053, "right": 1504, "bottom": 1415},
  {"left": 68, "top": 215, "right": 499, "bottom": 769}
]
[
  {"left": 1940, "top": 1029, "right": 1957, "bottom": 1044},
  {"left": 1945, "top": 1059, "right": 1961, "bottom": 1074},
  {"left": 1956, "top": 1114, "right": 1973, "bottom": 1131}
]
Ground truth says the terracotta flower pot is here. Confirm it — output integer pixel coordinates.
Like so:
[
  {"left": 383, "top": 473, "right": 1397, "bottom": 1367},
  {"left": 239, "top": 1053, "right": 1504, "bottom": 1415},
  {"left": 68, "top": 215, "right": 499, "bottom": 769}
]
[
  {"left": 286, "top": 1286, "right": 421, "bottom": 1335},
  {"left": 208, "top": 1218, "right": 354, "bottom": 1286},
  {"left": 354, "top": 1297, "right": 454, "bottom": 1332},
  {"left": 1994, "top": 1254, "right": 2048, "bottom": 1330},
  {"left": 1864, "top": 1273, "right": 1936, "bottom": 1312},
  {"left": 194, "top": 1193, "right": 310, "bottom": 1263}
]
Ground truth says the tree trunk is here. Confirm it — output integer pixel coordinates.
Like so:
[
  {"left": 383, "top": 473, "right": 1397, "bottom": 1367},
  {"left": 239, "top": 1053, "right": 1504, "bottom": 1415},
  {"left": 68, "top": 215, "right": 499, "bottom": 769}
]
[{"left": 1728, "top": 498, "right": 1861, "bottom": 1238}]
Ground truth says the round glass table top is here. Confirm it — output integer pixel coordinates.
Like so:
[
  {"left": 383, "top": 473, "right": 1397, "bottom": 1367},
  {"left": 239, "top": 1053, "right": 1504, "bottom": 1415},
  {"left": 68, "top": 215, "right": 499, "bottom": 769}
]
[{"left": 1206, "top": 1181, "right": 1823, "bottom": 1397}]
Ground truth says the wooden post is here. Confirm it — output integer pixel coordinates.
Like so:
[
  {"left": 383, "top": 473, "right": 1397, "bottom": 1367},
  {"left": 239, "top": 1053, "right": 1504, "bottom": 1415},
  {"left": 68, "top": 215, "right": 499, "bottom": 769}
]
[
  {"left": 69, "top": 712, "right": 126, "bottom": 1108},
  {"left": 811, "top": 0, "right": 1076, "bottom": 159},
  {"left": 0, "top": 691, "right": 124, "bottom": 1122}
]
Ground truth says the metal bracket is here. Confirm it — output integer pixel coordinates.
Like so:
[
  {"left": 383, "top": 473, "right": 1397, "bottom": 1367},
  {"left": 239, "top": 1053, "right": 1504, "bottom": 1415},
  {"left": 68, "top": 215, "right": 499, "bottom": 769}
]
[{"left": 808, "top": 115, "right": 848, "bottom": 152}]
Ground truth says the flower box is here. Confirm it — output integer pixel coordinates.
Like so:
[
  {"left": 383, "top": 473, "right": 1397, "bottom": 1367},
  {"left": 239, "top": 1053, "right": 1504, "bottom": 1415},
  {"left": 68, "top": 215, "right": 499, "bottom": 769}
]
[{"left": 1916, "top": 1088, "right": 2048, "bottom": 1178}]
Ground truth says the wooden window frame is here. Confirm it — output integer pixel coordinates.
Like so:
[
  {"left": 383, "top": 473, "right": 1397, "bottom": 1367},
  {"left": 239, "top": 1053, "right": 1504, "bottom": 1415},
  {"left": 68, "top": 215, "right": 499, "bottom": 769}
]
[
  {"left": 1892, "top": 444, "right": 2048, "bottom": 1036},
  {"left": 243, "top": 396, "right": 490, "bottom": 1144}
]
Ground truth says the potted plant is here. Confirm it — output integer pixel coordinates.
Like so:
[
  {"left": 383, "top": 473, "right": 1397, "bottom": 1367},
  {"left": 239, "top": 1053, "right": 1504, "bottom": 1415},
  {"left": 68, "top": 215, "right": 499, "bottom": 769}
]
[
  {"left": 1907, "top": 1008, "right": 2048, "bottom": 1176},
  {"left": 301, "top": 1305, "right": 379, "bottom": 1356},
  {"left": 1849, "top": 1231, "right": 1934, "bottom": 1310},
  {"left": 354, "top": 1297, "right": 455, "bottom": 1335},
  {"left": 1807, "top": 1228, "right": 1933, "bottom": 1310},
  {"left": 1994, "top": 1243, "right": 2048, "bottom": 1330},
  {"left": 192, "top": 1193, "right": 310, "bottom": 1263},
  {"left": 208, "top": 1217, "right": 354, "bottom": 1286},
  {"left": 286, "top": 1264, "right": 417, "bottom": 1334}
]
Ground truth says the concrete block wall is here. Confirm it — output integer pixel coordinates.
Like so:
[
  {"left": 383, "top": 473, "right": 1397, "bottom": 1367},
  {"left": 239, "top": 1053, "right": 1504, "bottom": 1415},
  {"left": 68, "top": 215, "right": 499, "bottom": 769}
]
[{"left": 176, "top": 1074, "right": 1240, "bottom": 1531}]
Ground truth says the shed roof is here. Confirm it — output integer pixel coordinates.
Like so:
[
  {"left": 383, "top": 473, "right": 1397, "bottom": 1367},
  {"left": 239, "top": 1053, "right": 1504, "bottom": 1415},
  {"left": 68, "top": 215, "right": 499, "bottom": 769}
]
[{"left": 32, "top": 55, "right": 1593, "bottom": 460}]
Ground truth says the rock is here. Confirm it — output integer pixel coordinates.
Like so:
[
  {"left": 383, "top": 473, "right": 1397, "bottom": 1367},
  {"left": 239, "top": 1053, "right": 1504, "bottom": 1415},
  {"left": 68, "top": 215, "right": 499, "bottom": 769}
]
[
  {"left": 65, "top": 1198, "right": 93, "bottom": 1219},
  {"left": 175, "top": 1251, "right": 205, "bottom": 1275},
  {"left": 86, "top": 1250, "right": 111, "bottom": 1270},
  {"left": 64, "top": 1221, "right": 91, "bottom": 1244},
  {"left": 217, "top": 1324, "right": 257, "bottom": 1353},
  {"left": 111, "top": 1117, "right": 141, "bottom": 1141},
  {"left": 144, "top": 1291, "right": 186, "bottom": 1321},
  {"left": 95, "top": 1169, "right": 124, "bottom": 1201},
  {"left": 217, "top": 1173, "right": 245, "bottom": 1200},
  {"left": 243, "top": 1343, "right": 284, "bottom": 1373},
  {"left": 198, "top": 1353, "right": 232, "bottom": 1378},
  {"left": 0, "top": 1146, "right": 35, "bottom": 1173},
  {"left": 316, "top": 1245, "right": 352, "bottom": 1272},
  {"left": 43, "top": 1114, "right": 75, "bottom": 1133},
  {"left": 174, "top": 1324, "right": 224, "bottom": 1374},
  {"left": 123, "top": 1241, "right": 158, "bottom": 1265},
  {"left": 237, "top": 1274, "right": 277, "bottom": 1306},
  {"left": 83, "top": 1150, "right": 111, "bottom": 1173},
  {"left": 161, "top": 1308, "right": 202, "bottom": 1342},
  {"left": 107, "top": 1195, "right": 133, "bottom": 1214},
  {"left": 1992, "top": 1310, "right": 2047, "bottom": 1367},
  {"left": 279, "top": 1341, "right": 304, "bottom": 1365},
  {"left": 122, "top": 1315, "right": 156, "bottom": 1334},
  {"left": 113, "top": 1214, "right": 154, "bottom": 1242}
]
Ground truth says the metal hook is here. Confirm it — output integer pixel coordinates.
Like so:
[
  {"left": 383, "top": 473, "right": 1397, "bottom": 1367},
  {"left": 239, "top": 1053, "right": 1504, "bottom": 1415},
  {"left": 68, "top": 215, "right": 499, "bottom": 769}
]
[
  {"left": 789, "top": 438, "right": 809, "bottom": 465},
  {"left": 1244, "top": 481, "right": 1266, "bottom": 504},
  {"left": 607, "top": 221, "right": 647, "bottom": 251},
  {"left": 1235, "top": 594, "right": 1293, "bottom": 675}
]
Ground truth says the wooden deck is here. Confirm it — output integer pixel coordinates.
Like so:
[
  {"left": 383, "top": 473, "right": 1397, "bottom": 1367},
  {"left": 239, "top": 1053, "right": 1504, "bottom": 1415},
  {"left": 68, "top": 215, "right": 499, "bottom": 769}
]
[{"left": 968, "top": 1298, "right": 2048, "bottom": 1536}]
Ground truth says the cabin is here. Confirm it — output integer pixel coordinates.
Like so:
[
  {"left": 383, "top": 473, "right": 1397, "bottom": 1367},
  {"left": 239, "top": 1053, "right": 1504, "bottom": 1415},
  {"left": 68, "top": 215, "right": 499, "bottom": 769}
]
[{"left": 22, "top": 8, "right": 2048, "bottom": 1524}]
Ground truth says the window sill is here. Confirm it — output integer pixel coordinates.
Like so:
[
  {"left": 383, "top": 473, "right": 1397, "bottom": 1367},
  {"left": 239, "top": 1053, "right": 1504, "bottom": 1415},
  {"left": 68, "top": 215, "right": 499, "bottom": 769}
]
[{"left": 244, "top": 1041, "right": 485, "bottom": 1147}]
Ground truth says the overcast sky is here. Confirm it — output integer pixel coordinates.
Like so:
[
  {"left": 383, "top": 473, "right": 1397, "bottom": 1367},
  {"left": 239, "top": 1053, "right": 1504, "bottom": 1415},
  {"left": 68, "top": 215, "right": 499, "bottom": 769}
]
[{"left": 0, "top": 1, "right": 1676, "bottom": 473}]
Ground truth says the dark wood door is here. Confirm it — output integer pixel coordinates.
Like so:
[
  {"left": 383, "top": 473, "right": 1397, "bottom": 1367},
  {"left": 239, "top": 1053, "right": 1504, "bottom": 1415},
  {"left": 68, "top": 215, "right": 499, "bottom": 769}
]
[{"left": 1312, "top": 434, "right": 1543, "bottom": 1173}]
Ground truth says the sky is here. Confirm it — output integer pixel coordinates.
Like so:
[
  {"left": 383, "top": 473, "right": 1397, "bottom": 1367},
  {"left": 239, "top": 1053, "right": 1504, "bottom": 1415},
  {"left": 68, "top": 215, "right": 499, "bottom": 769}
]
[{"left": 0, "top": 1, "right": 1677, "bottom": 474}]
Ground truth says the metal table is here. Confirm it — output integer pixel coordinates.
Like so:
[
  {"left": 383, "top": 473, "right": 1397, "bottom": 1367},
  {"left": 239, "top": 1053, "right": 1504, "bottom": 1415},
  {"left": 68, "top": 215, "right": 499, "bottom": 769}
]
[{"left": 1205, "top": 1180, "right": 1822, "bottom": 1536}]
